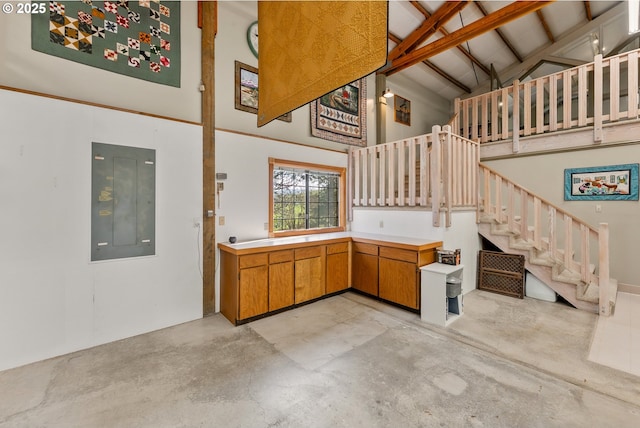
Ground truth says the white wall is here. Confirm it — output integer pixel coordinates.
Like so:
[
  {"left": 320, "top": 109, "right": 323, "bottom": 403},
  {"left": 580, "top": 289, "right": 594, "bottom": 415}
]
[
  {"left": 215, "top": 1, "right": 377, "bottom": 151},
  {"left": 214, "top": 129, "right": 348, "bottom": 311},
  {"left": 384, "top": 73, "right": 452, "bottom": 143},
  {"left": 214, "top": 1, "right": 452, "bottom": 150},
  {"left": 0, "top": 89, "right": 203, "bottom": 371},
  {"left": 0, "top": 1, "right": 201, "bottom": 123},
  {"left": 351, "top": 209, "right": 480, "bottom": 295}
]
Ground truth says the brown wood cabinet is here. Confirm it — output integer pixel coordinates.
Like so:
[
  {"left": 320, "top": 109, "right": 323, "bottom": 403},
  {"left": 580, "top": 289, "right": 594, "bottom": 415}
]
[
  {"left": 352, "top": 240, "right": 439, "bottom": 311},
  {"left": 294, "top": 246, "right": 325, "bottom": 304},
  {"left": 218, "top": 234, "right": 441, "bottom": 325},
  {"left": 379, "top": 257, "right": 418, "bottom": 309},
  {"left": 238, "top": 254, "right": 269, "bottom": 319},
  {"left": 326, "top": 242, "right": 349, "bottom": 294},
  {"left": 268, "top": 250, "right": 294, "bottom": 311},
  {"left": 352, "top": 242, "right": 378, "bottom": 296}
]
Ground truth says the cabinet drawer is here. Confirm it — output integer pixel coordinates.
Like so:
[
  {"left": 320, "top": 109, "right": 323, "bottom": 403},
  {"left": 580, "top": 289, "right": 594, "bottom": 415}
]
[
  {"left": 326, "top": 242, "right": 349, "bottom": 255},
  {"left": 239, "top": 253, "right": 268, "bottom": 269},
  {"left": 269, "top": 249, "right": 294, "bottom": 264},
  {"left": 353, "top": 242, "right": 378, "bottom": 256},
  {"left": 295, "top": 246, "right": 323, "bottom": 260},
  {"left": 379, "top": 246, "right": 417, "bottom": 263}
]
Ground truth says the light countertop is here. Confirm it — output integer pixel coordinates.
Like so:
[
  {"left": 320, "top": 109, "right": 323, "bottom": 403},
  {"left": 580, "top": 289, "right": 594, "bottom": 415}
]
[{"left": 218, "top": 231, "right": 443, "bottom": 254}]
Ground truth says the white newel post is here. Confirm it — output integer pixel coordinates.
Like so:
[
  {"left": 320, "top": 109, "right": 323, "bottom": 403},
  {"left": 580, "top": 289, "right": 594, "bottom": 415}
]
[
  {"left": 598, "top": 223, "right": 611, "bottom": 316},
  {"left": 431, "top": 125, "right": 441, "bottom": 227},
  {"left": 593, "top": 54, "right": 604, "bottom": 143},
  {"left": 512, "top": 79, "right": 520, "bottom": 153}
]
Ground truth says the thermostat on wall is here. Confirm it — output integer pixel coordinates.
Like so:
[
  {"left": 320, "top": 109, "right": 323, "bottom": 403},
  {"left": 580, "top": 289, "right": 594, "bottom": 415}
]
[{"left": 216, "top": 173, "right": 227, "bottom": 180}]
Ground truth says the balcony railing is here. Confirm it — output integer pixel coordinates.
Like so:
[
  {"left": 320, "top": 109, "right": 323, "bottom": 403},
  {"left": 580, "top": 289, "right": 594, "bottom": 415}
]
[
  {"left": 348, "top": 125, "right": 479, "bottom": 227},
  {"left": 479, "top": 164, "right": 613, "bottom": 316},
  {"left": 453, "top": 49, "right": 640, "bottom": 151}
]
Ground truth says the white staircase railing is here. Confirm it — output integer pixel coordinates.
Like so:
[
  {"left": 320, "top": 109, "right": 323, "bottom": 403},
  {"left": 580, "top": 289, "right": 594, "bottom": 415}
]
[
  {"left": 478, "top": 164, "right": 613, "bottom": 316},
  {"left": 454, "top": 49, "right": 640, "bottom": 150},
  {"left": 348, "top": 125, "right": 479, "bottom": 226}
]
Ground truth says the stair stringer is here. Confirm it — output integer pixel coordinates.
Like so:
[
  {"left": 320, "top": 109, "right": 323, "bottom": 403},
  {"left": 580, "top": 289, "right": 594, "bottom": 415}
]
[{"left": 478, "top": 222, "right": 599, "bottom": 313}]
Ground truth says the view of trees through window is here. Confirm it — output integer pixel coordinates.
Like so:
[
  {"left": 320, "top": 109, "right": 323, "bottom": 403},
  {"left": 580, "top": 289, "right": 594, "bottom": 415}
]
[{"left": 273, "top": 167, "right": 340, "bottom": 232}]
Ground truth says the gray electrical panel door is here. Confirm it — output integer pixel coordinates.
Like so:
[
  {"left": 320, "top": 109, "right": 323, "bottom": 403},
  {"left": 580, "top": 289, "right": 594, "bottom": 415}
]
[{"left": 91, "top": 142, "right": 156, "bottom": 261}]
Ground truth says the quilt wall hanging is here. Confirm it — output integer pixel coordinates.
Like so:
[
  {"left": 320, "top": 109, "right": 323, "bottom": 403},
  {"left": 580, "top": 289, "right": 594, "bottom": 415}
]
[
  {"left": 256, "top": 0, "right": 387, "bottom": 127},
  {"left": 310, "top": 78, "right": 367, "bottom": 147},
  {"left": 32, "top": 1, "right": 181, "bottom": 87}
]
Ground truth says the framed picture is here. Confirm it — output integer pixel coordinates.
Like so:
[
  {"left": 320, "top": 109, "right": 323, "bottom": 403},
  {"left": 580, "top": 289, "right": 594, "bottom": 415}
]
[
  {"left": 310, "top": 78, "right": 367, "bottom": 146},
  {"left": 564, "top": 163, "right": 639, "bottom": 201},
  {"left": 234, "top": 61, "right": 292, "bottom": 122},
  {"left": 394, "top": 94, "right": 411, "bottom": 126}
]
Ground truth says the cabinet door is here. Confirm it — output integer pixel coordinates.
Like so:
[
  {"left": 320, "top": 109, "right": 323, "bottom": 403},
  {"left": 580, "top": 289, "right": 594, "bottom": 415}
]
[
  {"left": 326, "top": 252, "right": 349, "bottom": 293},
  {"left": 379, "top": 257, "right": 418, "bottom": 309},
  {"left": 352, "top": 252, "right": 378, "bottom": 296},
  {"left": 239, "top": 265, "right": 269, "bottom": 320},
  {"left": 269, "top": 261, "right": 294, "bottom": 311},
  {"left": 295, "top": 257, "right": 324, "bottom": 304}
]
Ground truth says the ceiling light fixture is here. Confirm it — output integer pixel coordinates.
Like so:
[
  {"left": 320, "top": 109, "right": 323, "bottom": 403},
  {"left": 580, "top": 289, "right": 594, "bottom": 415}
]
[{"left": 382, "top": 88, "right": 394, "bottom": 98}]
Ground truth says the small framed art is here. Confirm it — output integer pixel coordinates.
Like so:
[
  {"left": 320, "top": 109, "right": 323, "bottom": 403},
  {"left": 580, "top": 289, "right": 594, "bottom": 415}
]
[
  {"left": 234, "top": 61, "right": 292, "bottom": 122},
  {"left": 564, "top": 163, "right": 639, "bottom": 201},
  {"left": 394, "top": 94, "right": 411, "bottom": 126}
]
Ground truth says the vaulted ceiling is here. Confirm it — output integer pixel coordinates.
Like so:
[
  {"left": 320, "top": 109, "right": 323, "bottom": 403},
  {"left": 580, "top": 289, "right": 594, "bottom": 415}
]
[{"left": 386, "top": 1, "right": 637, "bottom": 100}]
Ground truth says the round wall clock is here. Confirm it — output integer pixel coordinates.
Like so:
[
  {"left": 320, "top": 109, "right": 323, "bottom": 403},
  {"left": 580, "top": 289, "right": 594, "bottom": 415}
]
[{"left": 247, "top": 21, "right": 258, "bottom": 59}]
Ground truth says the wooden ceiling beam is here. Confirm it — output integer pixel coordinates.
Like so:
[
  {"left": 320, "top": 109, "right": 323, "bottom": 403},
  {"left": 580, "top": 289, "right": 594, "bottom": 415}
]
[
  {"left": 584, "top": 1, "right": 593, "bottom": 20},
  {"left": 384, "top": 1, "right": 554, "bottom": 76},
  {"left": 409, "top": 0, "right": 491, "bottom": 76},
  {"left": 387, "top": 1, "right": 469, "bottom": 62},
  {"left": 388, "top": 33, "right": 471, "bottom": 94},
  {"left": 536, "top": 10, "right": 555, "bottom": 43},
  {"left": 474, "top": 1, "right": 523, "bottom": 63},
  {"left": 471, "top": 1, "right": 624, "bottom": 95}
]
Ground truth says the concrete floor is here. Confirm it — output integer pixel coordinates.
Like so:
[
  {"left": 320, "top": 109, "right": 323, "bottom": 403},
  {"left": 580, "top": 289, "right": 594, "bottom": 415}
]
[{"left": 1, "top": 290, "right": 639, "bottom": 427}]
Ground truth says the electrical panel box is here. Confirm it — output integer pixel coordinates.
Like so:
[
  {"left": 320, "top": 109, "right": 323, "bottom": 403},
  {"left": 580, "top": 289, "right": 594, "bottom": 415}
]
[{"left": 91, "top": 142, "right": 156, "bottom": 261}]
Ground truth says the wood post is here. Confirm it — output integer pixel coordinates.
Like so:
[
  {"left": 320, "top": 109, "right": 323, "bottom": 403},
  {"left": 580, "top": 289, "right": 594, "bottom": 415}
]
[
  {"left": 201, "top": 1, "right": 217, "bottom": 315},
  {"left": 443, "top": 125, "right": 452, "bottom": 227}
]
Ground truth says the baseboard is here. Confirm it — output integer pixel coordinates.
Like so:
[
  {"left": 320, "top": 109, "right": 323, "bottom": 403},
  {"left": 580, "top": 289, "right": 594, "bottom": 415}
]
[{"left": 618, "top": 282, "right": 640, "bottom": 295}]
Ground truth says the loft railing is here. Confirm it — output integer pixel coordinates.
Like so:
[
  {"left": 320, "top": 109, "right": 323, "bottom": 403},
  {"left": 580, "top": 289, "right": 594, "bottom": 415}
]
[
  {"left": 347, "top": 125, "right": 613, "bottom": 315},
  {"left": 453, "top": 49, "right": 640, "bottom": 150},
  {"left": 479, "top": 164, "right": 612, "bottom": 316},
  {"left": 348, "top": 125, "right": 479, "bottom": 227}
]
